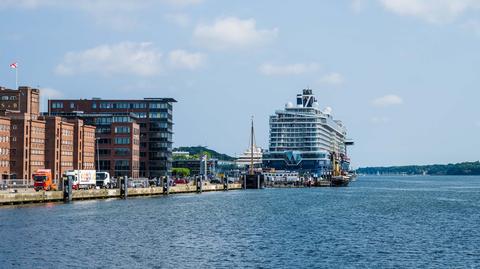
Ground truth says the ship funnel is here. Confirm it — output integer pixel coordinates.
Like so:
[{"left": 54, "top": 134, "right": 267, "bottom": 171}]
[
  {"left": 302, "top": 89, "right": 316, "bottom": 108},
  {"left": 296, "top": 94, "right": 302, "bottom": 107}
]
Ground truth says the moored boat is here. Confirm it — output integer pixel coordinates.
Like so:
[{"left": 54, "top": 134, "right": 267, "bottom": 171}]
[{"left": 330, "top": 175, "right": 350, "bottom": 187}]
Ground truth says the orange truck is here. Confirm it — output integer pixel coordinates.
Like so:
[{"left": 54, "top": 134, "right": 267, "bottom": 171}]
[{"left": 33, "top": 169, "right": 57, "bottom": 191}]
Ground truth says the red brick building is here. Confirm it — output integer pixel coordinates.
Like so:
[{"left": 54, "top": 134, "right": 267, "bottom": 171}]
[
  {"left": 70, "top": 118, "right": 96, "bottom": 171},
  {"left": 0, "top": 86, "right": 96, "bottom": 184},
  {"left": 8, "top": 115, "right": 47, "bottom": 182},
  {"left": 0, "top": 86, "right": 40, "bottom": 116},
  {"left": 0, "top": 117, "right": 11, "bottom": 179}
]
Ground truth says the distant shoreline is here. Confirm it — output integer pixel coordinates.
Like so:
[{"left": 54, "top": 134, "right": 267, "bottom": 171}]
[
  {"left": 357, "top": 161, "right": 480, "bottom": 176},
  {"left": 359, "top": 174, "right": 480, "bottom": 176}
]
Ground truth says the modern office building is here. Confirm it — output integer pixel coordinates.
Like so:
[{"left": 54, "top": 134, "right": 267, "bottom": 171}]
[
  {"left": 0, "top": 86, "right": 96, "bottom": 184},
  {"left": 263, "top": 89, "right": 351, "bottom": 177},
  {"left": 47, "top": 97, "right": 176, "bottom": 178}
]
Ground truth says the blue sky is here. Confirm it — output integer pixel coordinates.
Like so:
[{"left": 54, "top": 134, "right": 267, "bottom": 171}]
[{"left": 1, "top": 0, "right": 480, "bottom": 167}]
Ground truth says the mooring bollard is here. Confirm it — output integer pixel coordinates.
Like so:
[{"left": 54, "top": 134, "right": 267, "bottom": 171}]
[
  {"left": 120, "top": 177, "right": 128, "bottom": 199},
  {"left": 196, "top": 176, "right": 203, "bottom": 193},
  {"left": 63, "top": 177, "right": 72, "bottom": 203},
  {"left": 163, "top": 177, "right": 170, "bottom": 195},
  {"left": 223, "top": 178, "right": 228, "bottom": 191}
]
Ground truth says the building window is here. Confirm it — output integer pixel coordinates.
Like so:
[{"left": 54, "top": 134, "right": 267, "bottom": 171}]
[
  {"left": 149, "top": 103, "right": 167, "bottom": 109},
  {"left": 99, "top": 102, "right": 113, "bottom": 109},
  {"left": 114, "top": 160, "right": 130, "bottom": 171},
  {"left": 114, "top": 126, "right": 130, "bottom": 134},
  {"left": 115, "top": 148, "right": 131, "bottom": 156},
  {"left": 95, "top": 117, "right": 112, "bottom": 125},
  {"left": 149, "top": 112, "right": 168, "bottom": 118},
  {"left": 70, "top": 102, "right": 75, "bottom": 109},
  {"left": 131, "top": 103, "right": 146, "bottom": 109},
  {"left": 113, "top": 116, "right": 131, "bottom": 123},
  {"left": 92, "top": 102, "right": 97, "bottom": 109},
  {"left": 132, "top": 112, "right": 147, "bottom": 118},
  {"left": 98, "top": 138, "right": 111, "bottom": 144},
  {"left": 96, "top": 127, "right": 111, "bottom": 134},
  {"left": 114, "top": 103, "right": 129, "bottom": 109},
  {"left": 99, "top": 160, "right": 111, "bottom": 170},
  {"left": 99, "top": 149, "right": 111, "bottom": 155},
  {"left": 114, "top": 137, "right": 130, "bottom": 144},
  {"left": 52, "top": 102, "right": 63, "bottom": 109}
]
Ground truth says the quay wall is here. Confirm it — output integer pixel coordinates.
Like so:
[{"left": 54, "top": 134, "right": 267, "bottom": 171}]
[{"left": 0, "top": 183, "right": 243, "bottom": 205}]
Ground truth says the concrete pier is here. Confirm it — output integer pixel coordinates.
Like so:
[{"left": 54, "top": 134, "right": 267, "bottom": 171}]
[{"left": 0, "top": 183, "right": 243, "bottom": 206}]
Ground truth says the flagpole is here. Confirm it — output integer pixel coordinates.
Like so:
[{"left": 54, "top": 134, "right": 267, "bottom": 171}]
[{"left": 15, "top": 67, "right": 18, "bottom": 89}]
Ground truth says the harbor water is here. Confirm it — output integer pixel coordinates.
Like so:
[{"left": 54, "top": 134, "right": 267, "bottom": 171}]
[{"left": 1, "top": 176, "right": 480, "bottom": 268}]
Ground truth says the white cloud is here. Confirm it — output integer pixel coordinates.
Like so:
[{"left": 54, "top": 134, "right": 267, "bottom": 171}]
[
  {"left": 162, "top": 0, "right": 203, "bottom": 7},
  {"left": 379, "top": 0, "right": 480, "bottom": 24},
  {"left": 351, "top": 0, "right": 367, "bottom": 13},
  {"left": 372, "top": 94, "right": 404, "bottom": 107},
  {"left": 318, "top": 72, "right": 344, "bottom": 85},
  {"left": 371, "top": 116, "right": 391, "bottom": 124},
  {"left": 164, "top": 13, "right": 190, "bottom": 27},
  {"left": 0, "top": 1, "right": 202, "bottom": 30},
  {"left": 193, "top": 17, "right": 278, "bottom": 50},
  {"left": 0, "top": 0, "right": 202, "bottom": 9},
  {"left": 41, "top": 87, "right": 64, "bottom": 99},
  {"left": 168, "top": 49, "right": 205, "bottom": 69},
  {"left": 462, "top": 19, "right": 480, "bottom": 35},
  {"left": 55, "top": 43, "right": 205, "bottom": 76},
  {"left": 55, "top": 42, "right": 163, "bottom": 77},
  {"left": 258, "top": 63, "right": 319, "bottom": 76},
  {"left": 40, "top": 87, "right": 64, "bottom": 112}
]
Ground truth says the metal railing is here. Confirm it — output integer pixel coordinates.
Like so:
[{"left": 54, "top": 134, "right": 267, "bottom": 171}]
[{"left": 0, "top": 179, "right": 34, "bottom": 191}]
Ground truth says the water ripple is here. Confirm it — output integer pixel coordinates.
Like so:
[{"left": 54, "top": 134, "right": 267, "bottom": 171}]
[{"left": 1, "top": 176, "right": 480, "bottom": 268}]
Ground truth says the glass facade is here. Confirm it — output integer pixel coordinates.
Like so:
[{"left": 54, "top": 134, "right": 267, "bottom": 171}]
[{"left": 48, "top": 98, "right": 176, "bottom": 178}]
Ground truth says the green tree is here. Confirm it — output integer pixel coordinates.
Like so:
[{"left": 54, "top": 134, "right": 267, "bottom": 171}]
[{"left": 172, "top": 168, "right": 191, "bottom": 177}]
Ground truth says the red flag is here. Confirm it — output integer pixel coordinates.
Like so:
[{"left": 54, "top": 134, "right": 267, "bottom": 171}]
[{"left": 10, "top": 62, "right": 18, "bottom": 69}]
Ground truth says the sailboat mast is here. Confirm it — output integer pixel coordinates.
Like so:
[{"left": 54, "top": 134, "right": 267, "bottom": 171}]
[{"left": 250, "top": 117, "right": 254, "bottom": 175}]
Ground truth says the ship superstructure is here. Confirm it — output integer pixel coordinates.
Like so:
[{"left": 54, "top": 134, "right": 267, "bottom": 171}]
[
  {"left": 263, "top": 89, "right": 352, "bottom": 177},
  {"left": 235, "top": 145, "right": 263, "bottom": 167}
]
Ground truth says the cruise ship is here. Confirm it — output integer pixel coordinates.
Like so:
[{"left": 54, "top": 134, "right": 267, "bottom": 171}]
[
  {"left": 263, "top": 89, "right": 353, "bottom": 178},
  {"left": 235, "top": 145, "right": 263, "bottom": 167}
]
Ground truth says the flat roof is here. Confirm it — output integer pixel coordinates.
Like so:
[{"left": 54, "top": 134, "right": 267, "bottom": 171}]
[{"left": 50, "top": 98, "right": 177, "bottom": 102}]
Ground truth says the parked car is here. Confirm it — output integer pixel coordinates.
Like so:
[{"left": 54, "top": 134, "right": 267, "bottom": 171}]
[
  {"left": 210, "top": 178, "right": 222, "bottom": 184},
  {"left": 148, "top": 178, "right": 158, "bottom": 187},
  {"left": 174, "top": 178, "right": 188, "bottom": 185},
  {"left": 129, "top": 179, "right": 148, "bottom": 188}
]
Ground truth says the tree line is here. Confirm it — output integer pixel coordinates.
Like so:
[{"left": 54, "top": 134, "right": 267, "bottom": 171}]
[{"left": 357, "top": 161, "right": 480, "bottom": 175}]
